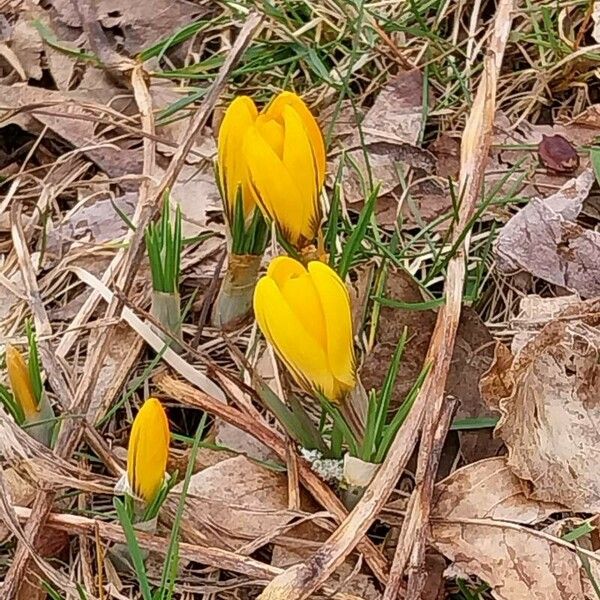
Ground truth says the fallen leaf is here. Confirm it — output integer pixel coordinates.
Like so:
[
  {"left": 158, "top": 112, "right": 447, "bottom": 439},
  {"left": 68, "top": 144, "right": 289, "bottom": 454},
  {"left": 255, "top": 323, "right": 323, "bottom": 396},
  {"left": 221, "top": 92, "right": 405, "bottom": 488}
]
[
  {"left": 7, "top": 17, "right": 43, "bottom": 80},
  {"left": 362, "top": 267, "right": 499, "bottom": 462},
  {"left": 430, "top": 457, "right": 592, "bottom": 599},
  {"left": 495, "top": 169, "right": 600, "bottom": 298},
  {"left": 432, "top": 457, "right": 564, "bottom": 523},
  {"left": 162, "top": 455, "right": 293, "bottom": 551},
  {"left": 50, "top": 0, "right": 204, "bottom": 55},
  {"left": 538, "top": 134, "right": 580, "bottom": 173},
  {"left": 481, "top": 297, "right": 600, "bottom": 511},
  {"left": 170, "top": 165, "right": 223, "bottom": 238},
  {"left": 330, "top": 69, "right": 436, "bottom": 205},
  {"left": 430, "top": 521, "right": 588, "bottom": 600}
]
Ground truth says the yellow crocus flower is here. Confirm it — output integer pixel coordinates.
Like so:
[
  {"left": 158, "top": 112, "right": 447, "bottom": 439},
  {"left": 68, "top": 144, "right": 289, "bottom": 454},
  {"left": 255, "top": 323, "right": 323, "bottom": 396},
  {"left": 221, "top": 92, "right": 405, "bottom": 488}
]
[
  {"left": 217, "top": 95, "right": 259, "bottom": 222},
  {"left": 6, "top": 344, "right": 38, "bottom": 419},
  {"left": 127, "top": 397, "right": 170, "bottom": 504},
  {"left": 253, "top": 256, "right": 355, "bottom": 402},
  {"left": 244, "top": 92, "right": 326, "bottom": 248}
]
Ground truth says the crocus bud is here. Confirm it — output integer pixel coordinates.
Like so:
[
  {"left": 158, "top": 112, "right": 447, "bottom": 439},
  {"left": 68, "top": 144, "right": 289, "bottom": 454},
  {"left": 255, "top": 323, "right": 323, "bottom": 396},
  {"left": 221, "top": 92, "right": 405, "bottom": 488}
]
[
  {"left": 253, "top": 256, "right": 355, "bottom": 402},
  {"left": 217, "top": 96, "right": 259, "bottom": 223},
  {"left": 5, "top": 344, "right": 38, "bottom": 419},
  {"left": 244, "top": 92, "right": 326, "bottom": 248},
  {"left": 127, "top": 397, "right": 170, "bottom": 504}
]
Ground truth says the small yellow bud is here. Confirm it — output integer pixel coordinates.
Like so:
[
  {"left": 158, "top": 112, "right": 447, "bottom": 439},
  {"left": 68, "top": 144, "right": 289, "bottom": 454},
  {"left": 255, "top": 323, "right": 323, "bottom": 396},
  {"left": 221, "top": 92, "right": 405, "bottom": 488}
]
[
  {"left": 127, "top": 397, "right": 170, "bottom": 503},
  {"left": 5, "top": 344, "right": 38, "bottom": 418},
  {"left": 253, "top": 256, "right": 356, "bottom": 402}
]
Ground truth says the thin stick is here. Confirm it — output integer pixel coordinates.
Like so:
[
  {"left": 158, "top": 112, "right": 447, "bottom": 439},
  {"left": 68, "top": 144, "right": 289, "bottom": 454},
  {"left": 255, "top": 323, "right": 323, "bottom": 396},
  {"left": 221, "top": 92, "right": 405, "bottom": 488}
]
[
  {"left": 383, "top": 2, "right": 516, "bottom": 596},
  {"left": 382, "top": 398, "right": 456, "bottom": 599}
]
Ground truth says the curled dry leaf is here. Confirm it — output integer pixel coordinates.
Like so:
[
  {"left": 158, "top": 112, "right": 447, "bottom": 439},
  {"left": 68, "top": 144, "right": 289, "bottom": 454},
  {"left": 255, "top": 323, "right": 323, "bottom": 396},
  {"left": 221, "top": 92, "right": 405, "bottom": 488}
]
[
  {"left": 430, "top": 521, "right": 590, "bottom": 600},
  {"left": 50, "top": 0, "right": 205, "bottom": 54},
  {"left": 430, "top": 458, "right": 591, "bottom": 600},
  {"left": 495, "top": 169, "right": 600, "bottom": 297},
  {"left": 481, "top": 297, "right": 600, "bottom": 511},
  {"left": 538, "top": 134, "right": 579, "bottom": 173}
]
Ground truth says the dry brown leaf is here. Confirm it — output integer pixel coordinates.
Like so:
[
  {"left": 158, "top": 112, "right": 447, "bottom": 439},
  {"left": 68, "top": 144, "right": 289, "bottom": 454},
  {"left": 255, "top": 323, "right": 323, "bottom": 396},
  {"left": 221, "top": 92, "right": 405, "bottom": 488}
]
[
  {"left": 430, "top": 521, "right": 588, "bottom": 600},
  {"left": 481, "top": 297, "right": 600, "bottom": 511},
  {"left": 170, "top": 165, "right": 223, "bottom": 238},
  {"left": 361, "top": 267, "right": 499, "bottom": 462},
  {"left": 495, "top": 169, "right": 600, "bottom": 297},
  {"left": 430, "top": 457, "right": 596, "bottom": 599},
  {"left": 7, "top": 17, "right": 43, "bottom": 80},
  {"left": 330, "top": 69, "right": 436, "bottom": 205},
  {"left": 50, "top": 0, "right": 204, "bottom": 54},
  {"left": 432, "top": 457, "right": 564, "bottom": 523},
  {"left": 163, "top": 455, "right": 293, "bottom": 551}
]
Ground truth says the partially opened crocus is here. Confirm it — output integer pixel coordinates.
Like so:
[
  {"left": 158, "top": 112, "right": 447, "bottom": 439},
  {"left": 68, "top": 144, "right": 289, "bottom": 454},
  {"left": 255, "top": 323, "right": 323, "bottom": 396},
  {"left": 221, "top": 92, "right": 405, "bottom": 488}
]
[
  {"left": 254, "top": 256, "right": 355, "bottom": 402},
  {"left": 127, "top": 397, "right": 170, "bottom": 504},
  {"left": 6, "top": 344, "right": 38, "bottom": 420},
  {"left": 217, "top": 95, "right": 260, "bottom": 223},
  {"left": 244, "top": 92, "right": 326, "bottom": 248}
]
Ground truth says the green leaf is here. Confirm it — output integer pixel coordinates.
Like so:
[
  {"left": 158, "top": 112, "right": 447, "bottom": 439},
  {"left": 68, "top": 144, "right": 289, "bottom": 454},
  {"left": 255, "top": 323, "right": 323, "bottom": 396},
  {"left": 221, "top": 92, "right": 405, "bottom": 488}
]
[
  {"left": 256, "top": 380, "right": 323, "bottom": 450},
  {"left": 158, "top": 414, "right": 208, "bottom": 600},
  {"left": 114, "top": 498, "right": 153, "bottom": 600},
  {"left": 337, "top": 185, "right": 379, "bottom": 279},
  {"left": 591, "top": 147, "right": 600, "bottom": 187}
]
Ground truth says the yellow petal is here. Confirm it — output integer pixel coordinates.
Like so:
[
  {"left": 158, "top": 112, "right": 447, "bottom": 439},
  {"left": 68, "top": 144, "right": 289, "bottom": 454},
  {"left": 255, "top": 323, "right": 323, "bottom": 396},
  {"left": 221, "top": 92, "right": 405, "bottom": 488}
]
[
  {"left": 256, "top": 115, "right": 284, "bottom": 159},
  {"left": 254, "top": 276, "right": 336, "bottom": 398},
  {"left": 6, "top": 344, "right": 38, "bottom": 418},
  {"left": 281, "top": 105, "right": 321, "bottom": 240},
  {"left": 127, "top": 397, "right": 170, "bottom": 503},
  {"left": 264, "top": 91, "right": 326, "bottom": 189},
  {"left": 267, "top": 255, "right": 306, "bottom": 283},
  {"left": 244, "top": 126, "right": 305, "bottom": 246},
  {"left": 268, "top": 259, "right": 326, "bottom": 345},
  {"left": 308, "top": 261, "right": 356, "bottom": 397},
  {"left": 217, "top": 96, "right": 258, "bottom": 218}
]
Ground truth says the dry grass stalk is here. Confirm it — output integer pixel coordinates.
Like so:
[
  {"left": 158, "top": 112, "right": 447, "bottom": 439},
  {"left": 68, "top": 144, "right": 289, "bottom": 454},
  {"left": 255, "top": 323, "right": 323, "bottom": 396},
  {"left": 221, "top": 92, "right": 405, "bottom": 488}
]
[
  {"left": 384, "top": 1, "right": 516, "bottom": 597},
  {"left": 10, "top": 505, "right": 365, "bottom": 600}
]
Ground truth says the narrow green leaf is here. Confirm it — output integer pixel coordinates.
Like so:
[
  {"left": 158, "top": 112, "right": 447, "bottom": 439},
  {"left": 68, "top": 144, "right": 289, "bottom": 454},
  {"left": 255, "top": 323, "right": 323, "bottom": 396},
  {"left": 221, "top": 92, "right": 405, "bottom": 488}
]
[{"left": 114, "top": 498, "right": 153, "bottom": 600}]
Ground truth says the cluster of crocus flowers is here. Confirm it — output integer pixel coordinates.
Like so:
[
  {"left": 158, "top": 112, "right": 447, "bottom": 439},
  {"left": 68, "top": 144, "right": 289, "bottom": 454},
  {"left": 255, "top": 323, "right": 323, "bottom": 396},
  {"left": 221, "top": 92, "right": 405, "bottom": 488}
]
[
  {"left": 5, "top": 344, "right": 54, "bottom": 447},
  {"left": 253, "top": 256, "right": 356, "bottom": 402},
  {"left": 127, "top": 397, "right": 170, "bottom": 505},
  {"left": 218, "top": 91, "right": 326, "bottom": 249}
]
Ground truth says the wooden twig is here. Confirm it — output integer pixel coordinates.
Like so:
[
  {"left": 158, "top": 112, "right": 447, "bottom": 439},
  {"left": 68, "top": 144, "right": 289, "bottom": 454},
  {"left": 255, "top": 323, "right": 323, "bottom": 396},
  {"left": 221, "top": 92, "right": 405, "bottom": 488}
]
[
  {"left": 382, "top": 3, "right": 516, "bottom": 597},
  {"left": 2, "top": 15, "right": 263, "bottom": 597},
  {"left": 255, "top": 2, "right": 516, "bottom": 598}
]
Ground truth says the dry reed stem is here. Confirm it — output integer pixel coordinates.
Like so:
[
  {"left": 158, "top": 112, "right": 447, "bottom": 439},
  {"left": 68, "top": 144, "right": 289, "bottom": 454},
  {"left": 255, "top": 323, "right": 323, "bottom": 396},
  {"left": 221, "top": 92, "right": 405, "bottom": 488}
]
[
  {"left": 1, "top": 15, "right": 263, "bottom": 596},
  {"left": 256, "top": 1, "right": 516, "bottom": 598}
]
